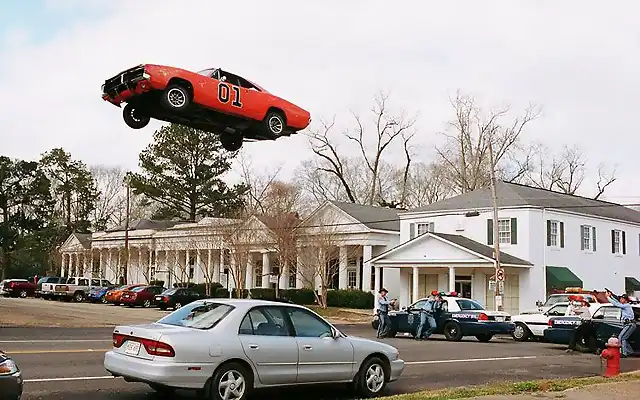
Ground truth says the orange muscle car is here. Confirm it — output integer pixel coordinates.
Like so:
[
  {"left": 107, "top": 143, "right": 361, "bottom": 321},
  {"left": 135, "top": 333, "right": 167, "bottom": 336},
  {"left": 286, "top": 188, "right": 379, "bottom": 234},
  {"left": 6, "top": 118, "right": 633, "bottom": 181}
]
[{"left": 104, "top": 284, "right": 144, "bottom": 305}]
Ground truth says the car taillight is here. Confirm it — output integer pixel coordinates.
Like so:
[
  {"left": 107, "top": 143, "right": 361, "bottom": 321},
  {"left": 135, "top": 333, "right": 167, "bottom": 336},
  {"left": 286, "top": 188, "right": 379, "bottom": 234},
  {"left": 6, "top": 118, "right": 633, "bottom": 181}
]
[
  {"left": 548, "top": 320, "right": 553, "bottom": 327},
  {"left": 113, "top": 333, "right": 175, "bottom": 357},
  {"left": 478, "top": 313, "right": 489, "bottom": 321},
  {"left": 163, "top": 296, "right": 169, "bottom": 302},
  {"left": 9, "top": 282, "right": 16, "bottom": 288}
]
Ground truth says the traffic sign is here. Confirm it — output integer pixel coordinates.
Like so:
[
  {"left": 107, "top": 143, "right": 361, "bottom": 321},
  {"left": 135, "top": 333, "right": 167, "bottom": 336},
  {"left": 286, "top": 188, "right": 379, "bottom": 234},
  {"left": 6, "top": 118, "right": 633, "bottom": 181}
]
[{"left": 496, "top": 268, "right": 505, "bottom": 281}]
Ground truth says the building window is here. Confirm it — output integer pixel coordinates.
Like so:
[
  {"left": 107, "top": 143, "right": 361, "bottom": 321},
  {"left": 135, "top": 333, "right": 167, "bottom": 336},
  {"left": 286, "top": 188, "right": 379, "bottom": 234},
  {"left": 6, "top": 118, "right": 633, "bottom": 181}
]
[
  {"left": 150, "top": 267, "right": 156, "bottom": 280},
  {"left": 498, "top": 219, "right": 511, "bottom": 244},
  {"left": 549, "top": 221, "right": 559, "bottom": 247},
  {"left": 254, "top": 267, "right": 262, "bottom": 287},
  {"left": 347, "top": 269, "right": 357, "bottom": 288},
  {"left": 613, "top": 230, "right": 622, "bottom": 254},
  {"left": 288, "top": 267, "right": 296, "bottom": 288},
  {"left": 417, "top": 223, "right": 429, "bottom": 236},
  {"left": 581, "top": 225, "right": 597, "bottom": 251},
  {"left": 188, "top": 266, "right": 194, "bottom": 279}
]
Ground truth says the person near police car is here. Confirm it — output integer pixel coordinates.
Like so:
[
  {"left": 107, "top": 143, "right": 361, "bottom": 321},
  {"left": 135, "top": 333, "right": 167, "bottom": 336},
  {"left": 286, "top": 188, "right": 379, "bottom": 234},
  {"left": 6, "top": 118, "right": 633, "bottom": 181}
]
[
  {"left": 415, "top": 291, "right": 441, "bottom": 340},
  {"left": 565, "top": 296, "right": 592, "bottom": 353},
  {"left": 606, "top": 290, "right": 636, "bottom": 357},
  {"left": 376, "top": 288, "right": 396, "bottom": 339}
]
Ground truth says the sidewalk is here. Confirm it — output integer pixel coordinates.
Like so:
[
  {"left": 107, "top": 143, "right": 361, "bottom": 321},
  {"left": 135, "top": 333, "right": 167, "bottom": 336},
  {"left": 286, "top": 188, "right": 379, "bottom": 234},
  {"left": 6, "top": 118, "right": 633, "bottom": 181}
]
[{"left": 471, "top": 380, "right": 640, "bottom": 400}]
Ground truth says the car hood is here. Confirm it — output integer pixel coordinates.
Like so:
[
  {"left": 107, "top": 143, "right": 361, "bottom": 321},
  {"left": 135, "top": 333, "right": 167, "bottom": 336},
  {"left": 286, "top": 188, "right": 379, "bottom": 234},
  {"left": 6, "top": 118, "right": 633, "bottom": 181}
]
[{"left": 346, "top": 335, "right": 398, "bottom": 355}]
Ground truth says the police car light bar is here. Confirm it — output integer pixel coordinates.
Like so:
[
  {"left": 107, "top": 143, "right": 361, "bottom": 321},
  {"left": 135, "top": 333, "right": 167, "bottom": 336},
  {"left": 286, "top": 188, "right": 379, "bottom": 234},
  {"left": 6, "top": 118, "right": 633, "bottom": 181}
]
[{"left": 565, "top": 287, "right": 584, "bottom": 293}]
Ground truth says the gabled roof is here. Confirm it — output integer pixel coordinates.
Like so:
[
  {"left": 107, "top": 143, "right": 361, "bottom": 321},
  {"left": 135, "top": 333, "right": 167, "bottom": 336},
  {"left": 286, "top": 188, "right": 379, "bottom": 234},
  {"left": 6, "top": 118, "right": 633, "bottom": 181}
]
[
  {"left": 330, "top": 201, "right": 400, "bottom": 232},
  {"left": 107, "top": 219, "right": 189, "bottom": 232},
  {"left": 74, "top": 233, "right": 92, "bottom": 249},
  {"left": 406, "top": 181, "right": 640, "bottom": 224},
  {"left": 369, "top": 231, "right": 532, "bottom": 266},
  {"left": 256, "top": 212, "right": 301, "bottom": 231}
]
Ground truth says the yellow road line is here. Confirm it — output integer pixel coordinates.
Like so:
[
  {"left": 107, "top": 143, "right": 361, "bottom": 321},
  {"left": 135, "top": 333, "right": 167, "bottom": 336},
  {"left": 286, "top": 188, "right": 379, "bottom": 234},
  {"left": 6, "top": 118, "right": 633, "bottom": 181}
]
[{"left": 9, "top": 348, "right": 111, "bottom": 355}]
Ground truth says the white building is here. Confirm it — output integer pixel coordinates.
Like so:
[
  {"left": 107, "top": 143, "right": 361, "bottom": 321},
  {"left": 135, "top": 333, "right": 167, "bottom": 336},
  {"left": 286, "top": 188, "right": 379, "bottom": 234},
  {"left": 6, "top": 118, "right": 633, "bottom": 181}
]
[
  {"left": 371, "top": 181, "right": 640, "bottom": 315},
  {"left": 58, "top": 200, "right": 401, "bottom": 294}
]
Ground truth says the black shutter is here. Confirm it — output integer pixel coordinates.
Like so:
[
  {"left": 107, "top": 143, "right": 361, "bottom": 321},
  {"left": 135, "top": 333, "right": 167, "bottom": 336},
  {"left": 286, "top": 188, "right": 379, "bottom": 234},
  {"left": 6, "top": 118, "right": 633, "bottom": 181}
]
[
  {"left": 546, "top": 220, "right": 552, "bottom": 246},
  {"left": 487, "top": 219, "right": 493, "bottom": 245},
  {"left": 580, "top": 225, "right": 585, "bottom": 250},
  {"left": 611, "top": 230, "right": 615, "bottom": 253},
  {"left": 559, "top": 222, "right": 564, "bottom": 248},
  {"left": 622, "top": 231, "right": 626, "bottom": 254},
  {"left": 409, "top": 223, "right": 415, "bottom": 239},
  {"left": 592, "top": 227, "right": 597, "bottom": 251},
  {"left": 510, "top": 218, "right": 518, "bottom": 244}
]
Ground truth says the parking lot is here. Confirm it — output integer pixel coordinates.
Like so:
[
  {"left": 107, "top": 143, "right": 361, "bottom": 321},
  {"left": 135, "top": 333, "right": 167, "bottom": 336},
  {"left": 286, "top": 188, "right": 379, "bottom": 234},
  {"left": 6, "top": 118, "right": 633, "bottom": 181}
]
[{"left": 3, "top": 297, "right": 640, "bottom": 399}]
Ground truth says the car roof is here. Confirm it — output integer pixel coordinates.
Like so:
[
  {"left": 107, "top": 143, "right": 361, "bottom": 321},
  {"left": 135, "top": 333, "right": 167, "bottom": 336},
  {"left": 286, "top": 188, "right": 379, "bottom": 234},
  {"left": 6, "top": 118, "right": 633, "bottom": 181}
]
[{"left": 192, "top": 298, "right": 308, "bottom": 312}]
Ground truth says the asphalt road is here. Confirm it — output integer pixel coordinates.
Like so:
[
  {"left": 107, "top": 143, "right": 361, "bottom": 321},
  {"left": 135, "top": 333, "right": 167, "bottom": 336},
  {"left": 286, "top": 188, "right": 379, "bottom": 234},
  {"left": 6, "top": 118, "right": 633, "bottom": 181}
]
[{"left": 4, "top": 325, "right": 640, "bottom": 400}]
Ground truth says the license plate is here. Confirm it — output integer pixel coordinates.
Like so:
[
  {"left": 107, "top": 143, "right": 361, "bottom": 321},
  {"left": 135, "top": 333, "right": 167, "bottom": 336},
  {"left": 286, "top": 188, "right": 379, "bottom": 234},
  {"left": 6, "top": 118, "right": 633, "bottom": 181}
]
[
  {"left": 124, "top": 341, "right": 141, "bottom": 355},
  {"left": 495, "top": 316, "right": 504, "bottom": 322},
  {"left": 155, "top": 296, "right": 162, "bottom": 301}
]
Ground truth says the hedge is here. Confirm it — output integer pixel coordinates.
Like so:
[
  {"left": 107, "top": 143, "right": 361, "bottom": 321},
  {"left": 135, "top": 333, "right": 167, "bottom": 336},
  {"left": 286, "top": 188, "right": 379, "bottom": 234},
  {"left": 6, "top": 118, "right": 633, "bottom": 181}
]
[{"left": 326, "top": 289, "right": 374, "bottom": 309}]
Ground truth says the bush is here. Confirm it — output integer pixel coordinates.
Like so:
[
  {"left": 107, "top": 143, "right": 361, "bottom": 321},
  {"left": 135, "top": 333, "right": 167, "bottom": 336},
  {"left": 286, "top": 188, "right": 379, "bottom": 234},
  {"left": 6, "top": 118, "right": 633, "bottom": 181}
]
[
  {"left": 282, "top": 288, "right": 316, "bottom": 305},
  {"left": 326, "top": 289, "right": 374, "bottom": 309}
]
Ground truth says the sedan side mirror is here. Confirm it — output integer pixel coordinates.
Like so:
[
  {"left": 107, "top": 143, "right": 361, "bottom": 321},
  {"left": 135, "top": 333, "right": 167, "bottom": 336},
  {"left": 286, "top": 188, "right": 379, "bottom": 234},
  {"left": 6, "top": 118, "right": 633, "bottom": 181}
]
[{"left": 331, "top": 327, "right": 342, "bottom": 339}]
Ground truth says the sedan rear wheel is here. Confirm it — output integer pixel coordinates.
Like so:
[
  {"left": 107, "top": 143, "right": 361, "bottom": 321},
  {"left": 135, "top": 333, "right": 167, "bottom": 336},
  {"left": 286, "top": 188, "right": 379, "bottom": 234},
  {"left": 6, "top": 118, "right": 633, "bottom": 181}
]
[
  {"left": 19, "top": 290, "right": 27, "bottom": 298},
  {"left": 174, "top": 302, "right": 182, "bottom": 310},
  {"left": 210, "top": 362, "right": 252, "bottom": 400},
  {"left": 143, "top": 299, "right": 151, "bottom": 308}
]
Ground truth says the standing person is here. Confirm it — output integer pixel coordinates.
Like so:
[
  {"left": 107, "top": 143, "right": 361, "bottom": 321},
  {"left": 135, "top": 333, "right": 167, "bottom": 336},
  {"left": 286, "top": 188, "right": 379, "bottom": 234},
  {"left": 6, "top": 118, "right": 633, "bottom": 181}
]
[
  {"left": 415, "top": 291, "right": 440, "bottom": 340},
  {"left": 606, "top": 290, "right": 636, "bottom": 357},
  {"left": 566, "top": 298, "right": 592, "bottom": 353},
  {"left": 376, "top": 288, "right": 395, "bottom": 339}
]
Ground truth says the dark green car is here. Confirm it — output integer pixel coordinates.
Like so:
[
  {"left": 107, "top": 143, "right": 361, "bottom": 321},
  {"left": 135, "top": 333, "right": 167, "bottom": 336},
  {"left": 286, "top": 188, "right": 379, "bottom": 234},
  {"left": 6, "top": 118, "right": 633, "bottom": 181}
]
[{"left": 372, "top": 295, "right": 515, "bottom": 342}]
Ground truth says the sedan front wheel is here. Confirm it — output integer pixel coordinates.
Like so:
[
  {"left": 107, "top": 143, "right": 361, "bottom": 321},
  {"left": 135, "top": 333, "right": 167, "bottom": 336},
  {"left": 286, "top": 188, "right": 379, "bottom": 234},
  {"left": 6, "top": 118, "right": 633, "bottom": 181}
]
[{"left": 353, "top": 356, "right": 388, "bottom": 397}]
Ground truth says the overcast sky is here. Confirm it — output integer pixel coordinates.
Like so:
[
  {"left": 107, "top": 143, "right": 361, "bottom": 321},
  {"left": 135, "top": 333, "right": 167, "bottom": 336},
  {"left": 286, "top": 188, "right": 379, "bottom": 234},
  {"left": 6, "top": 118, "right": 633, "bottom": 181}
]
[{"left": 1, "top": 0, "right": 639, "bottom": 204}]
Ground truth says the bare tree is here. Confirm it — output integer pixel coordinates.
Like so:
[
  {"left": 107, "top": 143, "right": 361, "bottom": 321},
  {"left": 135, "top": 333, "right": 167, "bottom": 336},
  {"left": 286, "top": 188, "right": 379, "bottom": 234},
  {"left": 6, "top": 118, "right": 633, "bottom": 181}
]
[
  {"left": 594, "top": 163, "right": 617, "bottom": 200},
  {"left": 90, "top": 165, "right": 126, "bottom": 231},
  {"left": 403, "top": 161, "right": 453, "bottom": 207},
  {"left": 303, "top": 93, "right": 417, "bottom": 206},
  {"left": 189, "top": 218, "right": 236, "bottom": 296},
  {"left": 435, "top": 92, "right": 541, "bottom": 194},
  {"left": 236, "top": 151, "right": 284, "bottom": 215},
  {"left": 219, "top": 215, "right": 257, "bottom": 299}
]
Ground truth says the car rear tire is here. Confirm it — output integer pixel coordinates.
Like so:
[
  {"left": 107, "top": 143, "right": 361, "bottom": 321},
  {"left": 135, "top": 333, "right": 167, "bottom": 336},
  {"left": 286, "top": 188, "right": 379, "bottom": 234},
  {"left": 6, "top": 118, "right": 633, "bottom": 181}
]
[
  {"left": 143, "top": 300, "right": 151, "bottom": 308},
  {"left": 123, "top": 103, "right": 150, "bottom": 129},
  {"left": 209, "top": 362, "right": 252, "bottom": 400},
  {"left": 444, "top": 321, "right": 463, "bottom": 341},
  {"left": 162, "top": 84, "right": 191, "bottom": 111},
  {"left": 19, "top": 290, "right": 27, "bottom": 298},
  {"left": 174, "top": 302, "right": 182, "bottom": 310},
  {"left": 352, "top": 356, "right": 388, "bottom": 397},
  {"left": 574, "top": 333, "right": 597, "bottom": 353},
  {"left": 476, "top": 334, "right": 494, "bottom": 342},
  {"left": 101, "top": 297, "right": 108, "bottom": 304},
  {"left": 220, "top": 133, "right": 243, "bottom": 152},
  {"left": 263, "top": 110, "right": 286, "bottom": 137},
  {"left": 73, "top": 292, "right": 84, "bottom": 302},
  {"left": 512, "top": 323, "right": 531, "bottom": 342}
]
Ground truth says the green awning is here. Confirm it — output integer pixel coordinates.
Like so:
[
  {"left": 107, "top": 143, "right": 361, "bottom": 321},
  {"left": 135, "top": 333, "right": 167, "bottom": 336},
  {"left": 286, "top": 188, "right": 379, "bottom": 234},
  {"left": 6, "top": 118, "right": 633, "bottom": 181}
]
[
  {"left": 546, "top": 266, "right": 583, "bottom": 290},
  {"left": 626, "top": 277, "right": 640, "bottom": 292}
]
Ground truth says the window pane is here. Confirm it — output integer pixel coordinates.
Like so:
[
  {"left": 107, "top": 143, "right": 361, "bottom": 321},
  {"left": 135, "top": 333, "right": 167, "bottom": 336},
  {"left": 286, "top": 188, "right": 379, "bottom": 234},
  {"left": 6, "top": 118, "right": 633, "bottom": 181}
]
[
  {"left": 239, "top": 313, "right": 254, "bottom": 335},
  {"left": 287, "top": 308, "right": 332, "bottom": 338},
  {"left": 244, "top": 307, "right": 289, "bottom": 336}
]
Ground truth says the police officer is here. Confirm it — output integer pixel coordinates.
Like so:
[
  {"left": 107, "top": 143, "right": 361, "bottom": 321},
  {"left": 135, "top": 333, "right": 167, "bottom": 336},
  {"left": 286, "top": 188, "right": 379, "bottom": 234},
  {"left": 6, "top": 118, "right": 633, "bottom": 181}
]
[
  {"left": 376, "top": 288, "right": 396, "bottom": 339},
  {"left": 606, "top": 290, "right": 636, "bottom": 357},
  {"left": 415, "top": 291, "right": 440, "bottom": 340}
]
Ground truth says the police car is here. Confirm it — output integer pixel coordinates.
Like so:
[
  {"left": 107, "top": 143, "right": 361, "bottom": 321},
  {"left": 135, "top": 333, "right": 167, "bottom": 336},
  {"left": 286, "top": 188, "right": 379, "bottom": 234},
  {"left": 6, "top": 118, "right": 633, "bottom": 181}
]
[
  {"left": 371, "top": 292, "right": 515, "bottom": 342},
  {"left": 511, "top": 301, "right": 602, "bottom": 341}
]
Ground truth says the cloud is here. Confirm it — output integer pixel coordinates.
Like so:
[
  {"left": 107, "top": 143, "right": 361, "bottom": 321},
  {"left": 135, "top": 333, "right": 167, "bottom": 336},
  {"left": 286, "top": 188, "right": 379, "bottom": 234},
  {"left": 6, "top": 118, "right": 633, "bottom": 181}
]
[{"left": 1, "top": 0, "right": 639, "bottom": 203}]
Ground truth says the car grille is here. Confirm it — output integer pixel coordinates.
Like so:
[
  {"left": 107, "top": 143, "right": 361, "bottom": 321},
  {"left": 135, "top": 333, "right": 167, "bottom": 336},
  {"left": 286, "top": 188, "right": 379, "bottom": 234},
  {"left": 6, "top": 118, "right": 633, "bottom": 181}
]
[{"left": 102, "top": 65, "right": 146, "bottom": 97}]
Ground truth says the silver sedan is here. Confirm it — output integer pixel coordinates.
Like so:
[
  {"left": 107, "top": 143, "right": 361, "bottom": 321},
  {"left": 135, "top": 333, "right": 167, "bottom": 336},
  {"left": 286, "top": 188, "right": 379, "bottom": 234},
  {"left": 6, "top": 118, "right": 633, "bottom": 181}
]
[{"left": 104, "top": 299, "right": 405, "bottom": 399}]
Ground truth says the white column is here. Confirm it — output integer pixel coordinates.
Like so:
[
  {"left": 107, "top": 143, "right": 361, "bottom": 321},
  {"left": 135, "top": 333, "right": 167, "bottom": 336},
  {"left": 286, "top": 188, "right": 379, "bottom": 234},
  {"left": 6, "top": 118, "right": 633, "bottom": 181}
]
[
  {"left": 98, "top": 249, "right": 103, "bottom": 279},
  {"left": 163, "top": 250, "right": 169, "bottom": 287},
  {"left": 338, "top": 246, "right": 348, "bottom": 289},
  {"left": 207, "top": 249, "right": 213, "bottom": 283},
  {"left": 280, "top": 259, "right": 289, "bottom": 290},
  {"left": 195, "top": 249, "right": 202, "bottom": 283},
  {"left": 246, "top": 254, "right": 254, "bottom": 290},
  {"left": 412, "top": 266, "right": 419, "bottom": 303},
  {"left": 375, "top": 266, "right": 382, "bottom": 293},
  {"left": 136, "top": 247, "right": 142, "bottom": 283},
  {"left": 356, "top": 254, "right": 361, "bottom": 290},
  {"left": 83, "top": 252, "right": 88, "bottom": 277},
  {"left": 262, "top": 252, "right": 271, "bottom": 288},
  {"left": 296, "top": 252, "right": 303, "bottom": 289},
  {"left": 185, "top": 249, "right": 191, "bottom": 281},
  {"left": 107, "top": 250, "right": 113, "bottom": 281},
  {"left": 218, "top": 250, "right": 224, "bottom": 283},
  {"left": 363, "top": 245, "right": 373, "bottom": 292},
  {"left": 148, "top": 249, "right": 153, "bottom": 282},
  {"left": 448, "top": 266, "right": 456, "bottom": 293}
]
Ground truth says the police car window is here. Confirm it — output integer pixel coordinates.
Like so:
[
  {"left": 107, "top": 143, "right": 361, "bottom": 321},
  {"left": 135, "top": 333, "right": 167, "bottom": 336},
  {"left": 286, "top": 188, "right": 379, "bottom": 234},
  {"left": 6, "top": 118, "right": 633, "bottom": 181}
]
[
  {"left": 456, "top": 299, "right": 484, "bottom": 311},
  {"left": 411, "top": 300, "right": 426, "bottom": 310},
  {"left": 544, "top": 295, "right": 568, "bottom": 307},
  {"left": 547, "top": 305, "right": 568, "bottom": 316},
  {"left": 602, "top": 307, "right": 621, "bottom": 320}
]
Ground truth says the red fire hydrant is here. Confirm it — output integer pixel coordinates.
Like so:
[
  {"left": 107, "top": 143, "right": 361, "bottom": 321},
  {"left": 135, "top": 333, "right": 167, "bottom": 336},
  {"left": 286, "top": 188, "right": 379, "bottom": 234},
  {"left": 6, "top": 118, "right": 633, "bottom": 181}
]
[{"left": 601, "top": 337, "right": 621, "bottom": 377}]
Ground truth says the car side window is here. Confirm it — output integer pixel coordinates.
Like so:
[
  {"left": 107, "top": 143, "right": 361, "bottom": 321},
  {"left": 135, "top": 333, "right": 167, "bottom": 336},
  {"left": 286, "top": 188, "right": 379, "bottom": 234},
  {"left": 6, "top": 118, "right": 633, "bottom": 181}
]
[
  {"left": 548, "top": 305, "right": 568, "bottom": 316},
  {"left": 410, "top": 300, "right": 426, "bottom": 310},
  {"left": 286, "top": 308, "right": 333, "bottom": 338},
  {"left": 602, "top": 307, "right": 621, "bottom": 320},
  {"left": 440, "top": 300, "right": 449, "bottom": 313},
  {"left": 239, "top": 307, "right": 290, "bottom": 336},
  {"left": 78, "top": 278, "right": 89, "bottom": 286}
]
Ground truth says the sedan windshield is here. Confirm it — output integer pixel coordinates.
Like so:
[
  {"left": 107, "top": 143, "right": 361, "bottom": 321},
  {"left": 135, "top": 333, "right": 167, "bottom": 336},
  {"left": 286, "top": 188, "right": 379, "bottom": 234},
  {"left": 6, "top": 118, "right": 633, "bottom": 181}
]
[
  {"left": 158, "top": 302, "right": 233, "bottom": 330},
  {"left": 197, "top": 68, "right": 216, "bottom": 77},
  {"left": 456, "top": 299, "right": 485, "bottom": 310}
]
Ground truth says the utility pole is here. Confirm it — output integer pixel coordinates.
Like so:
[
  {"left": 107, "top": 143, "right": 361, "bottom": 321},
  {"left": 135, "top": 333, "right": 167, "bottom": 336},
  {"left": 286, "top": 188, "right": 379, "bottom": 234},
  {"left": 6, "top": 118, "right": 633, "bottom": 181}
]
[
  {"left": 123, "top": 176, "right": 131, "bottom": 285},
  {"left": 488, "top": 141, "right": 503, "bottom": 312}
]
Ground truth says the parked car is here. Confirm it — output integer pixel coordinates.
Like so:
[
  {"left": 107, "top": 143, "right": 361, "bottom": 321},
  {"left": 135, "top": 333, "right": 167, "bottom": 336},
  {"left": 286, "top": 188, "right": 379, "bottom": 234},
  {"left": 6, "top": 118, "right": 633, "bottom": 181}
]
[
  {"left": 105, "top": 284, "right": 145, "bottom": 306},
  {"left": 1, "top": 279, "right": 37, "bottom": 298},
  {"left": 87, "top": 285, "right": 118, "bottom": 303},
  {"left": 0, "top": 350, "right": 22, "bottom": 400},
  {"left": 154, "top": 287, "right": 203, "bottom": 310},
  {"left": 35, "top": 276, "right": 65, "bottom": 299},
  {"left": 0, "top": 280, "right": 27, "bottom": 296},
  {"left": 104, "top": 299, "right": 405, "bottom": 398},
  {"left": 372, "top": 292, "right": 514, "bottom": 342},
  {"left": 52, "top": 277, "right": 113, "bottom": 302},
  {"left": 545, "top": 304, "right": 640, "bottom": 354},
  {"left": 120, "top": 285, "right": 166, "bottom": 308},
  {"left": 511, "top": 301, "right": 602, "bottom": 341}
]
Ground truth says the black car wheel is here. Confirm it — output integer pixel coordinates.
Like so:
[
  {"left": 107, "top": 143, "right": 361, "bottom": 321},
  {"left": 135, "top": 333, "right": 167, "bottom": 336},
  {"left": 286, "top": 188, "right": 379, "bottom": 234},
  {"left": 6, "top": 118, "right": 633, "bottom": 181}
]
[
  {"left": 263, "top": 110, "right": 286, "bottom": 137},
  {"left": 444, "top": 321, "right": 463, "bottom": 341},
  {"left": 19, "top": 290, "right": 27, "bottom": 298},
  {"left": 174, "top": 302, "right": 182, "bottom": 310},
  {"left": 74, "top": 292, "right": 84, "bottom": 302},
  {"left": 123, "top": 103, "right": 150, "bottom": 129},
  {"left": 220, "top": 133, "right": 243, "bottom": 152},
  {"left": 162, "top": 84, "right": 191, "bottom": 111},
  {"left": 352, "top": 356, "right": 388, "bottom": 397},
  {"left": 512, "top": 323, "right": 531, "bottom": 342},
  {"left": 143, "top": 299, "right": 151, "bottom": 308},
  {"left": 476, "top": 334, "right": 493, "bottom": 342},
  {"left": 574, "top": 333, "right": 597, "bottom": 353}
]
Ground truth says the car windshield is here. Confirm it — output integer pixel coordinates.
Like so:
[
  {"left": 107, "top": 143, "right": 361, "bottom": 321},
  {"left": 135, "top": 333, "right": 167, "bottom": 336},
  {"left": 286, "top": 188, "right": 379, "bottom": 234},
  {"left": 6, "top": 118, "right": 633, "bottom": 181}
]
[
  {"left": 544, "top": 295, "right": 569, "bottom": 307},
  {"left": 456, "top": 299, "right": 485, "bottom": 310},
  {"left": 158, "top": 302, "right": 233, "bottom": 330},
  {"left": 162, "top": 288, "right": 178, "bottom": 295},
  {"left": 197, "top": 68, "right": 216, "bottom": 77}
]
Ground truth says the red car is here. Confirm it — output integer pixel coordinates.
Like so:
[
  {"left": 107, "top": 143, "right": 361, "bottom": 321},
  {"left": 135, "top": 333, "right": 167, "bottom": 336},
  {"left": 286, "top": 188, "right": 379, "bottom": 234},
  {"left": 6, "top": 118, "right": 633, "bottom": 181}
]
[
  {"left": 120, "top": 285, "right": 166, "bottom": 308},
  {"left": 101, "top": 64, "right": 311, "bottom": 151}
]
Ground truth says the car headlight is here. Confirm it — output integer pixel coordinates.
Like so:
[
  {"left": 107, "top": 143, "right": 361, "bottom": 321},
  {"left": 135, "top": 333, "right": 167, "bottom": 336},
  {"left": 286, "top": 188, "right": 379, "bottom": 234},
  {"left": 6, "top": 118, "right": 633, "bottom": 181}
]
[
  {"left": 388, "top": 350, "right": 399, "bottom": 361},
  {"left": 0, "top": 359, "right": 19, "bottom": 375}
]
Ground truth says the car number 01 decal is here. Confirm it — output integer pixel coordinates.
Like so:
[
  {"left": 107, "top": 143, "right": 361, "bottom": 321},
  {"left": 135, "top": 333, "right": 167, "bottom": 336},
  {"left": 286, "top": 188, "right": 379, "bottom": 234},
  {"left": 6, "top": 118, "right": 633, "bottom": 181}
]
[{"left": 218, "top": 82, "right": 243, "bottom": 108}]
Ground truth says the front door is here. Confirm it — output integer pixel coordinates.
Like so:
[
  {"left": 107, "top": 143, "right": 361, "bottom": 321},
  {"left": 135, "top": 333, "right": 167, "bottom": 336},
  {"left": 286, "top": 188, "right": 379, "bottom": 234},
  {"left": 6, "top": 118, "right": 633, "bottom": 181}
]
[
  {"left": 238, "top": 306, "right": 298, "bottom": 385},
  {"left": 285, "top": 307, "right": 355, "bottom": 383},
  {"left": 455, "top": 280, "right": 472, "bottom": 299}
]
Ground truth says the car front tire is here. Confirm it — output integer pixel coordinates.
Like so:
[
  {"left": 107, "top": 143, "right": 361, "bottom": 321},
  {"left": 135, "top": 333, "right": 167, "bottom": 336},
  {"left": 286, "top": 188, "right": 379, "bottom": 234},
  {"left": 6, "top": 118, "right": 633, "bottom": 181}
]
[
  {"left": 209, "top": 362, "right": 252, "bottom": 400},
  {"left": 220, "top": 134, "right": 243, "bottom": 152},
  {"left": 512, "top": 323, "right": 530, "bottom": 342},
  {"left": 353, "top": 356, "right": 388, "bottom": 398},
  {"left": 162, "top": 84, "right": 191, "bottom": 111},
  {"left": 19, "top": 290, "right": 27, "bottom": 298},
  {"left": 263, "top": 110, "right": 286, "bottom": 137},
  {"left": 123, "top": 103, "right": 150, "bottom": 129}
]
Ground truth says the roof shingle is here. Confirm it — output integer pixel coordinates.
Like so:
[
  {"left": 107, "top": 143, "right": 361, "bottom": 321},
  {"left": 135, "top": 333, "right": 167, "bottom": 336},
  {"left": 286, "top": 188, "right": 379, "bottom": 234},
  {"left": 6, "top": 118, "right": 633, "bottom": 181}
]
[{"left": 330, "top": 201, "right": 400, "bottom": 232}]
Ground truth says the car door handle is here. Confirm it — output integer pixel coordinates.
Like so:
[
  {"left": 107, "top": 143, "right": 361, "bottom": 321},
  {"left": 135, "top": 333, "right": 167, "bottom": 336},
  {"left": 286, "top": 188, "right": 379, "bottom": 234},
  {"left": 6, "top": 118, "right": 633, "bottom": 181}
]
[
  {"left": 249, "top": 344, "right": 259, "bottom": 350},
  {"left": 303, "top": 345, "right": 312, "bottom": 351}
]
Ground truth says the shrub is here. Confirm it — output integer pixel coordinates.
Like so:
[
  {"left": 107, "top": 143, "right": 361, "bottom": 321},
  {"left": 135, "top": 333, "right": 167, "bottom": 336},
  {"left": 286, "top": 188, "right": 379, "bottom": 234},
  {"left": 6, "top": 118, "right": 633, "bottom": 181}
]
[{"left": 326, "top": 289, "right": 374, "bottom": 309}]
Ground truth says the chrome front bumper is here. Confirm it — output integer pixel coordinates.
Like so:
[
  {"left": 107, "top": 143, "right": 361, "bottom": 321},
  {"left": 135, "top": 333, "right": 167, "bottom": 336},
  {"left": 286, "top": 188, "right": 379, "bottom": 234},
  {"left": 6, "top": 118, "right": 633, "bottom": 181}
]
[{"left": 389, "top": 359, "right": 405, "bottom": 382}]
